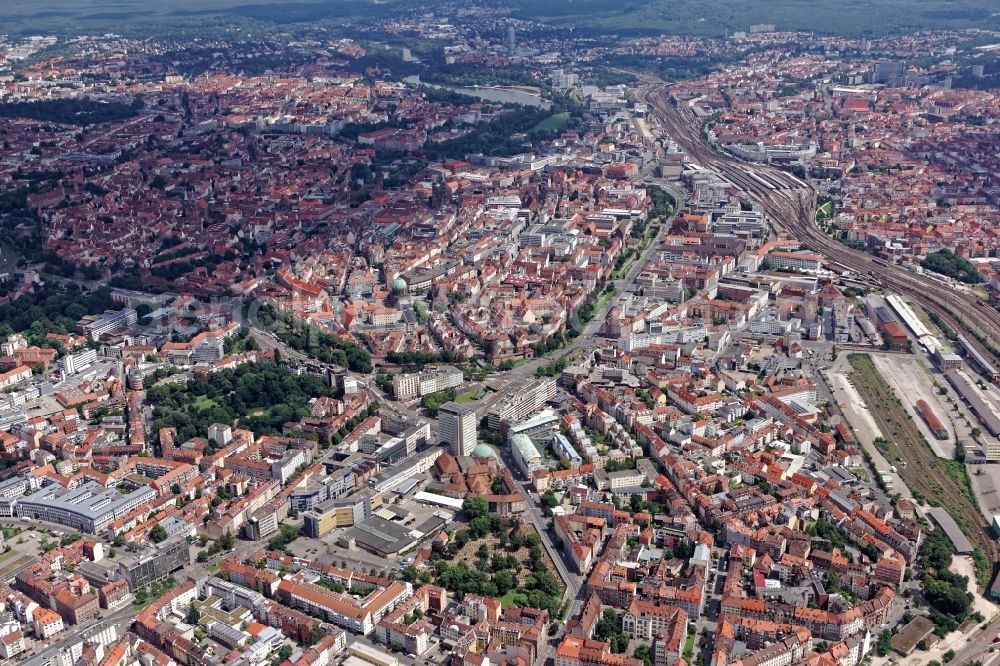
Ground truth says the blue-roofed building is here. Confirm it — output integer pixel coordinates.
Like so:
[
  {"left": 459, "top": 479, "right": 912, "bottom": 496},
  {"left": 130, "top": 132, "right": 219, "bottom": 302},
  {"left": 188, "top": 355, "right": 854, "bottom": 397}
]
[{"left": 553, "top": 434, "right": 582, "bottom": 468}]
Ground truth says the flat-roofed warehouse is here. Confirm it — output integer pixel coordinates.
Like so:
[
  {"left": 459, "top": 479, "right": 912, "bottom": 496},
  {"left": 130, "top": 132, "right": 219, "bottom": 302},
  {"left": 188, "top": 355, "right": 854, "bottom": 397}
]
[
  {"left": 338, "top": 514, "right": 446, "bottom": 557},
  {"left": 924, "top": 507, "right": 973, "bottom": 554}
]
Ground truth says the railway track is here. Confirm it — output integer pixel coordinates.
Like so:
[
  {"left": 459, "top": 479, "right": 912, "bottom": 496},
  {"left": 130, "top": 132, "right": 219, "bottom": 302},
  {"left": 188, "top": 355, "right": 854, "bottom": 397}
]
[
  {"left": 640, "top": 85, "right": 1000, "bottom": 377},
  {"left": 849, "top": 353, "right": 996, "bottom": 563},
  {"left": 640, "top": 82, "right": 1000, "bottom": 564}
]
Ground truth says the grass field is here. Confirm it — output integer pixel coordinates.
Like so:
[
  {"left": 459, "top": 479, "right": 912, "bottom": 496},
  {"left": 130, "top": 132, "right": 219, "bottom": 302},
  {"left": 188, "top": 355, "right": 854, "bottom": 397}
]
[
  {"left": 683, "top": 634, "right": 695, "bottom": 660},
  {"left": 454, "top": 387, "right": 480, "bottom": 403},
  {"left": 848, "top": 353, "right": 996, "bottom": 575},
  {"left": 191, "top": 395, "right": 218, "bottom": 411},
  {"left": 815, "top": 201, "right": 835, "bottom": 221},
  {"left": 533, "top": 112, "right": 571, "bottom": 133},
  {"left": 593, "top": 288, "right": 617, "bottom": 314},
  {"left": 498, "top": 589, "right": 519, "bottom": 608},
  {"left": 640, "top": 223, "right": 659, "bottom": 250},
  {"left": 0, "top": 553, "right": 35, "bottom": 581}
]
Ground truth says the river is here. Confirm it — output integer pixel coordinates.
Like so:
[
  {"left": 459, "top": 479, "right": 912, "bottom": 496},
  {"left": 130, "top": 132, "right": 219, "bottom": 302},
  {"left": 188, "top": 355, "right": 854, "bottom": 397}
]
[{"left": 403, "top": 75, "right": 551, "bottom": 109}]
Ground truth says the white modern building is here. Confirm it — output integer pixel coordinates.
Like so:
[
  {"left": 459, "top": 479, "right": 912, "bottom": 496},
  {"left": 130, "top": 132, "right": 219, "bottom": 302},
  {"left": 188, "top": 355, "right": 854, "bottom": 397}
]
[{"left": 510, "top": 433, "right": 544, "bottom": 479}]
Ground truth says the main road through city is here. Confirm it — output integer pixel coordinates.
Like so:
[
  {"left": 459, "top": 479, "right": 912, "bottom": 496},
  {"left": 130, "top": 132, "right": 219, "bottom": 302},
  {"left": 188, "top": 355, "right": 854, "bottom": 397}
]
[
  {"left": 241, "top": 184, "right": 686, "bottom": 666},
  {"left": 247, "top": 180, "right": 686, "bottom": 422}
]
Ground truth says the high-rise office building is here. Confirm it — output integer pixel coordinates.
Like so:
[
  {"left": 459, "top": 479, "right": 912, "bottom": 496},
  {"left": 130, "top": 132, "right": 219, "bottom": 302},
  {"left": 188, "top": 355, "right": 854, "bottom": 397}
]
[
  {"left": 439, "top": 401, "right": 478, "bottom": 457},
  {"left": 507, "top": 26, "right": 516, "bottom": 53},
  {"left": 870, "top": 60, "right": 904, "bottom": 85}
]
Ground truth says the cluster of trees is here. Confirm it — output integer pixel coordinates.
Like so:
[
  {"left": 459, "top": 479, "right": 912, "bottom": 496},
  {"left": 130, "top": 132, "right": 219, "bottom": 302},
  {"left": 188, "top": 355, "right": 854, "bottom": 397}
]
[
  {"left": 921, "top": 249, "right": 983, "bottom": 284},
  {"left": 540, "top": 490, "right": 559, "bottom": 516},
  {"left": 0, "top": 283, "right": 117, "bottom": 337},
  {"left": 406, "top": 497, "right": 563, "bottom": 614},
  {"left": 152, "top": 245, "right": 201, "bottom": 264},
  {"left": 531, "top": 330, "right": 568, "bottom": 359},
  {"left": 414, "top": 86, "right": 480, "bottom": 106},
  {"left": 584, "top": 68, "right": 638, "bottom": 87},
  {"left": 352, "top": 43, "right": 424, "bottom": 78},
  {"left": 596, "top": 52, "right": 731, "bottom": 83},
  {"left": 255, "top": 304, "right": 373, "bottom": 373},
  {"left": 268, "top": 524, "right": 302, "bottom": 553},
  {"left": 426, "top": 553, "right": 561, "bottom": 616},
  {"left": 614, "top": 249, "right": 636, "bottom": 273},
  {"left": 339, "top": 121, "right": 394, "bottom": 143},
  {"left": 196, "top": 531, "right": 235, "bottom": 563},
  {"left": 615, "top": 493, "right": 673, "bottom": 520},
  {"left": 149, "top": 524, "right": 168, "bottom": 543},
  {"left": 43, "top": 250, "right": 104, "bottom": 280},
  {"left": 386, "top": 349, "right": 462, "bottom": 367},
  {"left": 462, "top": 496, "right": 491, "bottom": 522},
  {"left": 375, "top": 370, "right": 394, "bottom": 394},
  {"left": 925, "top": 309, "right": 958, "bottom": 341},
  {"left": 604, "top": 457, "right": 637, "bottom": 473},
  {"left": 316, "top": 578, "right": 348, "bottom": 593},
  {"left": 569, "top": 283, "right": 614, "bottom": 336},
  {"left": 423, "top": 104, "right": 581, "bottom": 162},
  {"left": 150, "top": 250, "right": 238, "bottom": 281},
  {"left": 147, "top": 361, "right": 335, "bottom": 442},
  {"left": 804, "top": 517, "right": 881, "bottom": 562},
  {"left": 635, "top": 389, "right": 656, "bottom": 409},
  {"left": 223, "top": 327, "right": 259, "bottom": 356},
  {"left": 633, "top": 644, "right": 652, "bottom": 666},
  {"left": 0, "top": 97, "right": 142, "bottom": 126},
  {"left": 369, "top": 151, "right": 429, "bottom": 189},
  {"left": 108, "top": 270, "right": 155, "bottom": 293},
  {"left": 535, "top": 354, "right": 571, "bottom": 378},
  {"left": 133, "top": 575, "right": 178, "bottom": 607},
  {"left": 594, "top": 608, "right": 630, "bottom": 653},
  {"left": 421, "top": 388, "right": 458, "bottom": 417},
  {"left": 920, "top": 528, "right": 973, "bottom": 633},
  {"left": 0, "top": 187, "right": 44, "bottom": 263},
  {"left": 875, "top": 627, "right": 894, "bottom": 656},
  {"left": 421, "top": 63, "right": 542, "bottom": 88}
]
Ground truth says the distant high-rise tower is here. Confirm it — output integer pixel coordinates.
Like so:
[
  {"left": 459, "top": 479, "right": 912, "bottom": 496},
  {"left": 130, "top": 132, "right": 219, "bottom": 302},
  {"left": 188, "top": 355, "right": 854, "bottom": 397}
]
[
  {"left": 440, "top": 401, "right": 478, "bottom": 457},
  {"left": 507, "top": 26, "right": 516, "bottom": 53},
  {"left": 972, "top": 64, "right": 985, "bottom": 78}
]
